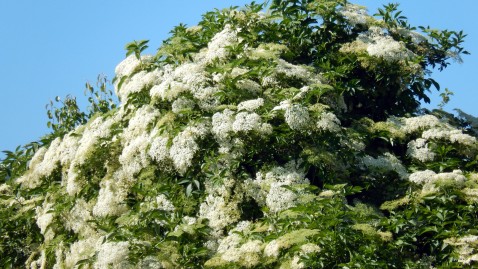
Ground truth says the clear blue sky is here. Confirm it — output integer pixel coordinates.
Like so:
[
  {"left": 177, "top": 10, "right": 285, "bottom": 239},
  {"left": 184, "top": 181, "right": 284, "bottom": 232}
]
[{"left": 0, "top": 1, "right": 476, "bottom": 153}]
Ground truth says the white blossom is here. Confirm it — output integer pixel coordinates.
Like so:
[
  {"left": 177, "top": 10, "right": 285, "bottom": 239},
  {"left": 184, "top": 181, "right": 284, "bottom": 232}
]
[
  {"left": 171, "top": 97, "right": 195, "bottom": 113},
  {"left": 199, "top": 194, "right": 240, "bottom": 231},
  {"left": 94, "top": 241, "right": 130, "bottom": 269},
  {"left": 339, "top": 4, "right": 369, "bottom": 26},
  {"left": 156, "top": 194, "right": 175, "bottom": 212},
  {"left": 64, "top": 237, "right": 99, "bottom": 268},
  {"left": 148, "top": 135, "right": 170, "bottom": 163},
  {"left": 93, "top": 180, "right": 128, "bottom": 217},
  {"left": 401, "top": 115, "right": 440, "bottom": 133},
  {"left": 35, "top": 202, "right": 55, "bottom": 242},
  {"left": 117, "top": 69, "right": 162, "bottom": 102},
  {"left": 285, "top": 104, "right": 310, "bottom": 131},
  {"left": 317, "top": 112, "right": 341, "bottom": 132},
  {"left": 361, "top": 153, "right": 409, "bottom": 180},
  {"left": 237, "top": 98, "right": 264, "bottom": 112},
  {"left": 407, "top": 138, "right": 435, "bottom": 162}
]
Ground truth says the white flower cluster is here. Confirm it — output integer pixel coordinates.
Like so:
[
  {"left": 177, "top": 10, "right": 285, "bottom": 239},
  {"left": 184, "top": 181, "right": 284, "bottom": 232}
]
[
  {"left": 409, "top": 169, "right": 466, "bottom": 193},
  {"left": 284, "top": 104, "right": 310, "bottom": 131},
  {"left": 197, "top": 24, "right": 240, "bottom": 64},
  {"left": 117, "top": 69, "right": 162, "bottom": 102},
  {"left": 155, "top": 194, "right": 175, "bottom": 212},
  {"left": 212, "top": 109, "right": 272, "bottom": 141},
  {"left": 170, "top": 123, "right": 209, "bottom": 174},
  {"left": 364, "top": 27, "right": 415, "bottom": 62},
  {"left": 444, "top": 235, "right": 478, "bottom": 265},
  {"left": 339, "top": 3, "right": 369, "bottom": 26},
  {"left": 151, "top": 63, "right": 208, "bottom": 102},
  {"left": 35, "top": 202, "right": 55, "bottom": 242},
  {"left": 361, "top": 152, "right": 408, "bottom": 180},
  {"left": 93, "top": 179, "right": 128, "bottom": 217},
  {"left": 317, "top": 111, "right": 341, "bottom": 132},
  {"left": 246, "top": 161, "right": 309, "bottom": 213},
  {"left": 171, "top": 97, "right": 196, "bottom": 113},
  {"left": 64, "top": 237, "right": 99, "bottom": 268},
  {"left": 148, "top": 135, "right": 170, "bottom": 163},
  {"left": 213, "top": 230, "right": 263, "bottom": 268},
  {"left": 422, "top": 128, "right": 477, "bottom": 146},
  {"left": 407, "top": 138, "right": 435, "bottom": 162},
  {"left": 199, "top": 194, "right": 240, "bottom": 231},
  {"left": 263, "top": 229, "right": 320, "bottom": 258},
  {"left": 94, "top": 241, "right": 130, "bottom": 269},
  {"left": 237, "top": 98, "right": 264, "bottom": 112},
  {"left": 342, "top": 26, "right": 415, "bottom": 62},
  {"left": 401, "top": 115, "right": 441, "bottom": 134},
  {"left": 65, "top": 199, "right": 95, "bottom": 237}
]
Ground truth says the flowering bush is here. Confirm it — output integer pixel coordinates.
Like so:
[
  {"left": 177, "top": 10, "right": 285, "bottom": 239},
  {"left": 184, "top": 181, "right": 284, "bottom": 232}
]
[{"left": 1, "top": 1, "right": 478, "bottom": 268}]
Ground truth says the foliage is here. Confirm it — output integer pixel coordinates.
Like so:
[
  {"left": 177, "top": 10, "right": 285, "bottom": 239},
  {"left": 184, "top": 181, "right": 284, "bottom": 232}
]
[{"left": 1, "top": 0, "right": 477, "bottom": 268}]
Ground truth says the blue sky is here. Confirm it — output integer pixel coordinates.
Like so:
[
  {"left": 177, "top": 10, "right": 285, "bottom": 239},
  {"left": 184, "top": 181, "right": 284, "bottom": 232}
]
[{"left": 0, "top": 1, "right": 476, "bottom": 153}]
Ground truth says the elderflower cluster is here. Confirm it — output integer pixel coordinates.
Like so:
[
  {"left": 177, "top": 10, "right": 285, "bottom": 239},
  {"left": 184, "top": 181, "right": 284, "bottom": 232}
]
[
  {"left": 199, "top": 194, "right": 240, "bottom": 231},
  {"left": 407, "top": 138, "right": 435, "bottom": 162},
  {"left": 172, "top": 97, "right": 196, "bottom": 113},
  {"left": 409, "top": 169, "right": 467, "bottom": 194},
  {"left": 444, "top": 235, "right": 478, "bottom": 265},
  {"left": 212, "top": 232, "right": 263, "bottom": 268},
  {"left": 35, "top": 202, "right": 55, "bottom": 242},
  {"left": 117, "top": 69, "right": 162, "bottom": 102},
  {"left": 339, "top": 3, "right": 370, "bottom": 26},
  {"left": 197, "top": 24, "right": 240, "bottom": 64},
  {"left": 148, "top": 135, "right": 170, "bottom": 163},
  {"left": 247, "top": 161, "right": 309, "bottom": 213},
  {"left": 284, "top": 104, "right": 310, "bottom": 131},
  {"left": 341, "top": 26, "right": 415, "bottom": 62},
  {"left": 94, "top": 241, "right": 130, "bottom": 268},
  {"left": 64, "top": 237, "right": 99, "bottom": 268},
  {"left": 93, "top": 180, "right": 128, "bottom": 217},
  {"left": 264, "top": 229, "right": 320, "bottom": 258},
  {"left": 400, "top": 114, "right": 441, "bottom": 134},
  {"left": 317, "top": 111, "right": 341, "bottom": 132},
  {"left": 422, "top": 128, "right": 477, "bottom": 146},
  {"left": 170, "top": 123, "right": 209, "bottom": 174},
  {"left": 361, "top": 152, "right": 408, "bottom": 180},
  {"left": 237, "top": 98, "right": 264, "bottom": 112},
  {"left": 65, "top": 199, "right": 95, "bottom": 237}
]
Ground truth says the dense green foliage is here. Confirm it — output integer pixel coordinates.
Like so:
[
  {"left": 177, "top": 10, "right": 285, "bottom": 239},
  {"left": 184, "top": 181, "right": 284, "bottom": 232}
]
[{"left": 1, "top": 1, "right": 477, "bottom": 268}]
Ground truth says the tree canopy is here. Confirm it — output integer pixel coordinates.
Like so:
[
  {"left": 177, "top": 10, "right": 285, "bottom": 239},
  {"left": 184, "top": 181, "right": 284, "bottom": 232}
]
[{"left": 1, "top": 1, "right": 477, "bottom": 268}]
